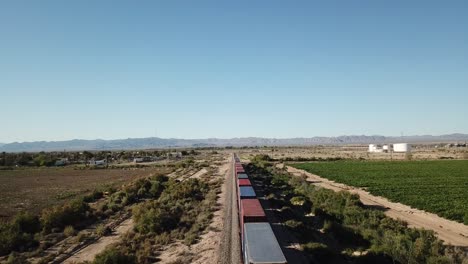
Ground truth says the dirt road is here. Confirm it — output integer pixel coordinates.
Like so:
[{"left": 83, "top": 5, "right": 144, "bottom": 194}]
[
  {"left": 218, "top": 155, "right": 241, "bottom": 264},
  {"left": 63, "top": 218, "right": 134, "bottom": 263},
  {"left": 286, "top": 165, "right": 468, "bottom": 247}
]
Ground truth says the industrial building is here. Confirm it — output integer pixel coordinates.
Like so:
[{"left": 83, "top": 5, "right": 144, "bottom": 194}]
[{"left": 368, "top": 143, "right": 411, "bottom": 153}]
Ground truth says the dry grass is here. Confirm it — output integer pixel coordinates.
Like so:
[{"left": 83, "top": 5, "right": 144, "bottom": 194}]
[{"left": 0, "top": 167, "right": 167, "bottom": 220}]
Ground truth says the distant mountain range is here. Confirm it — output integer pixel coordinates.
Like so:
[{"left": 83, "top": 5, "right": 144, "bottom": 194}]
[{"left": 1, "top": 134, "right": 467, "bottom": 152}]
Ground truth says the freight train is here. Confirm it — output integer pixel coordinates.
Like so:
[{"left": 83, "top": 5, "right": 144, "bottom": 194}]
[{"left": 233, "top": 154, "right": 287, "bottom": 264}]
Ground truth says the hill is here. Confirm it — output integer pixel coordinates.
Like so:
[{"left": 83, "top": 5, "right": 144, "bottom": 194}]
[{"left": 1, "top": 134, "right": 467, "bottom": 152}]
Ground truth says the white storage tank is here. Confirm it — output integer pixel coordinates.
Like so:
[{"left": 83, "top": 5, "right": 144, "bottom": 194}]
[
  {"left": 393, "top": 143, "right": 411, "bottom": 153},
  {"left": 368, "top": 144, "right": 376, "bottom": 152}
]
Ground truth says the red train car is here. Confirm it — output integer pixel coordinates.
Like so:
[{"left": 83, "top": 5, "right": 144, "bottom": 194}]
[
  {"left": 238, "top": 178, "right": 252, "bottom": 187},
  {"left": 240, "top": 198, "right": 267, "bottom": 243}
]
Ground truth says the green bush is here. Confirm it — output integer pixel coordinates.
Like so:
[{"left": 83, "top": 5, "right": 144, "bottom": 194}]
[
  {"left": 40, "top": 198, "right": 90, "bottom": 233},
  {"left": 12, "top": 213, "right": 41, "bottom": 234},
  {"left": 93, "top": 247, "right": 136, "bottom": 264},
  {"left": 0, "top": 221, "right": 38, "bottom": 256}
]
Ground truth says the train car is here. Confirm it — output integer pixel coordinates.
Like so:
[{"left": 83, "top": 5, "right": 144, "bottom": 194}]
[
  {"left": 233, "top": 155, "right": 287, "bottom": 264},
  {"left": 243, "top": 223, "right": 287, "bottom": 264},
  {"left": 237, "top": 173, "right": 249, "bottom": 179},
  {"left": 238, "top": 186, "right": 256, "bottom": 210},
  {"left": 236, "top": 167, "right": 245, "bottom": 174},
  {"left": 238, "top": 178, "right": 252, "bottom": 187},
  {"left": 240, "top": 199, "right": 267, "bottom": 245}
]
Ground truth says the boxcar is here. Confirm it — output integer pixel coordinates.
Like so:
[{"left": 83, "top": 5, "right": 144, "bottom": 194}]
[
  {"left": 243, "top": 223, "right": 287, "bottom": 264},
  {"left": 238, "top": 178, "right": 252, "bottom": 187},
  {"left": 237, "top": 173, "right": 249, "bottom": 179}
]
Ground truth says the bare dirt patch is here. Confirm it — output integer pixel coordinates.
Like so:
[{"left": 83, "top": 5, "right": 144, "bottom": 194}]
[{"left": 0, "top": 167, "right": 162, "bottom": 219}]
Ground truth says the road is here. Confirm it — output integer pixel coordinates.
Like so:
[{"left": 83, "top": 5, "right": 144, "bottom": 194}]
[
  {"left": 286, "top": 165, "right": 468, "bottom": 248},
  {"left": 218, "top": 155, "right": 241, "bottom": 264}
]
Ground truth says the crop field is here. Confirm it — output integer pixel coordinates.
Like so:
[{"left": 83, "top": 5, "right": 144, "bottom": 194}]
[
  {"left": 290, "top": 160, "right": 468, "bottom": 224},
  {"left": 0, "top": 167, "right": 168, "bottom": 219}
]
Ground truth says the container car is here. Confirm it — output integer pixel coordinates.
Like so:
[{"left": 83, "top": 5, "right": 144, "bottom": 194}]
[
  {"left": 237, "top": 173, "right": 249, "bottom": 179},
  {"left": 236, "top": 167, "right": 245, "bottom": 174},
  {"left": 240, "top": 199, "right": 267, "bottom": 242},
  {"left": 238, "top": 178, "right": 252, "bottom": 187},
  {"left": 238, "top": 186, "right": 257, "bottom": 209},
  {"left": 243, "top": 223, "right": 287, "bottom": 264}
]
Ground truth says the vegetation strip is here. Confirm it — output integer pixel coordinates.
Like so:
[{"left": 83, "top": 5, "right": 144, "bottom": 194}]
[
  {"left": 290, "top": 160, "right": 468, "bottom": 224},
  {"left": 247, "top": 155, "right": 467, "bottom": 263}
]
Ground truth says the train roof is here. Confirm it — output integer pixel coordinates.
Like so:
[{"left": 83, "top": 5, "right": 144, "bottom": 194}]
[
  {"left": 239, "top": 186, "right": 256, "bottom": 198},
  {"left": 238, "top": 178, "right": 252, "bottom": 186},
  {"left": 237, "top": 173, "right": 249, "bottom": 179},
  {"left": 244, "top": 223, "right": 287, "bottom": 264},
  {"left": 241, "top": 199, "right": 265, "bottom": 218}
]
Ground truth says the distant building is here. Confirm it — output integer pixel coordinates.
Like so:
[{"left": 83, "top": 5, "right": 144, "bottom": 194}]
[
  {"left": 89, "top": 159, "right": 107, "bottom": 167},
  {"left": 133, "top": 156, "right": 153, "bottom": 163},
  {"left": 382, "top": 145, "right": 389, "bottom": 153},
  {"left": 393, "top": 143, "right": 411, "bottom": 153},
  {"left": 167, "top": 152, "right": 182, "bottom": 159},
  {"left": 55, "top": 158, "right": 69, "bottom": 166},
  {"left": 368, "top": 144, "right": 383, "bottom": 153}
]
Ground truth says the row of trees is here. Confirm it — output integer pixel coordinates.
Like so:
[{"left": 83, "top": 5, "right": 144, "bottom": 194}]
[{"left": 0, "top": 149, "right": 202, "bottom": 167}]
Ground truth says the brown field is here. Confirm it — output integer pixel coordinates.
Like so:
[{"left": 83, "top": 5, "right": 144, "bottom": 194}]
[{"left": 0, "top": 167, "right": 168, "bottom": 219}]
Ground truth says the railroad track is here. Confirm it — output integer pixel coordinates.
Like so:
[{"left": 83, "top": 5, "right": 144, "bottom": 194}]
[{"left": 218, "top": 154, "right": 240, "bottom": 264}]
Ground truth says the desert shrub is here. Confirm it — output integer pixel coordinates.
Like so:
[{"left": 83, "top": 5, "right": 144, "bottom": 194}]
[
  {"left": 6, "top": 252, "right": 31, "bottom": 264},
  {"left": 183, "top": 232, "right": 198, "bottom": 245},
  {"left": 302, "top": 242, "right": 338, "bottom": 262},
  {"left": 75, "top": 231, "right": 89, "bottom": 242},
  {"left": 0, "top": 213, "right": 41, "bottom": 255},
  {"left": 63, "top": 225, "right": 76, "bottom": 237},
  {"left": 284, "top": 219, "right": 303, "bottom": 229},
  {"left": 84, "top": 189, "right": 104, "bottom": 203},
  {"left": 40, "top": 198, "right": 91, "bottom": 233},
  {"left": 0, "top": 221, "right": 38, "bottom": 256},
  {"left": 96, "top": 224, "right": 111, "bottom": 237},
  {"left": 12, "top": 213, "right": 41, "bottom": 234},
  {"left": 290, "top": 196, "right": 306, "bottom": 206},
  {"left": 93, "top": 247, "right": 136, "bottom": 264}
]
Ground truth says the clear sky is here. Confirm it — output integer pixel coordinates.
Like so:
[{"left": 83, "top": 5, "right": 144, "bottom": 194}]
[{"left": 1, "top": 1, "right": 467, "bottom": 143}]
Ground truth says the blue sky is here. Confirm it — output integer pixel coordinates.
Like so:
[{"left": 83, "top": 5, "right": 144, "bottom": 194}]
[{"left": 1, "top": 1, "right": 467, "bottom": 142}]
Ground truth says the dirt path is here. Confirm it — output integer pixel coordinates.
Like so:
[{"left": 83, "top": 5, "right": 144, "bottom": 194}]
[
  {"left": 218, "top": 155, "right": 241, "bottom": 264},
  {"left": 189, "top": 168, "right": 208, "bottom": 180},
  {"left": 63, "top": 218, "right": 134, "bottom": 263},
  {"left": 190, "top": 159, "right": 230, "bottom": 264},
  {"left": 286, "top": 165, "right": 468, "bottom": 247}
]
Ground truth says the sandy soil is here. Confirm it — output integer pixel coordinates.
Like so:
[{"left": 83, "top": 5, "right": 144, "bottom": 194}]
[
  {"left": 285, "top": 165, "right": 468, "bottom": 247},
  {"left": 191, "top": 161, "right": 230, "bottom": 264},
  {"left": 64, "top": 218, "right": 134, "bottom": 263}
]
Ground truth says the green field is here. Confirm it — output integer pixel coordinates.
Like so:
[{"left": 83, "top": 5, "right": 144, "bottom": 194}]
[{"left": 290, "top": 160, "right": 468, "bottom": 224}]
